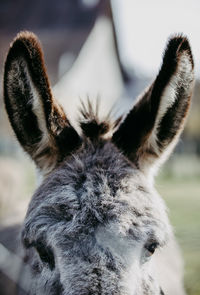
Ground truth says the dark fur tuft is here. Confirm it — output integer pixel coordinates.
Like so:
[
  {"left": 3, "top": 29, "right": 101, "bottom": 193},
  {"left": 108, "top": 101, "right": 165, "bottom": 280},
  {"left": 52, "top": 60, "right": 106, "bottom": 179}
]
[
  {"left": 81, "top": 120, "right": 110, "bottom": 139},
  {"left": 79, "top": 99, "right": 120, "bottom": 140}
]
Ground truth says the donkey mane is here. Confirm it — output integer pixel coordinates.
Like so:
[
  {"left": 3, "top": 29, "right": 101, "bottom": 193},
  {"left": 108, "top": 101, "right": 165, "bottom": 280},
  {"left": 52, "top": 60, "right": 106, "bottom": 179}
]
[{"left": 79, "top": 99, "right": 122, "bottom": 140}]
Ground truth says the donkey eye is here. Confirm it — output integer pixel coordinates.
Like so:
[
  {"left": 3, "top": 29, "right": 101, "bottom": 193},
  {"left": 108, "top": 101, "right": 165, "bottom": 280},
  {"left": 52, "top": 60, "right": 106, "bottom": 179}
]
[
  {"left": 144, "top": 242, "right": 158, "bottom": 257},
  {"left": 36, "top": 242, "right": 55, "bottom": 270}
]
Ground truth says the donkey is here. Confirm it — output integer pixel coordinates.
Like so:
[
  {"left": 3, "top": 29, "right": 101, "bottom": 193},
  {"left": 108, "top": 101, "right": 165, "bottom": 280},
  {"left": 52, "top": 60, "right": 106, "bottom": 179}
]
[{"left": 3, "top": 31, "right": 194, "bottom": 295}]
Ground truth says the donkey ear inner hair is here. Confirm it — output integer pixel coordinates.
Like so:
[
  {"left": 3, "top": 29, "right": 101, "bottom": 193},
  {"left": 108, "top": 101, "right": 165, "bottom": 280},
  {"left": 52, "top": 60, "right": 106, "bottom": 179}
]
[
  {"left": 112, "top": 35, "right": 194, "bottom": 170},
  {"left": 4, "top": 31, "right": 81, "bottom": 172}
]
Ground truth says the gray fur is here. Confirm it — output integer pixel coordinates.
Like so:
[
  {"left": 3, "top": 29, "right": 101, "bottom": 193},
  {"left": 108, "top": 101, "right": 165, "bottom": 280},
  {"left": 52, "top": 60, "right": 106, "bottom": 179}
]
[
  {"left": 22, "top": 141, "right": 171, "bottom": 295},
  {"left": 3, "top": 32, "right": 195, "bottom": 295}
]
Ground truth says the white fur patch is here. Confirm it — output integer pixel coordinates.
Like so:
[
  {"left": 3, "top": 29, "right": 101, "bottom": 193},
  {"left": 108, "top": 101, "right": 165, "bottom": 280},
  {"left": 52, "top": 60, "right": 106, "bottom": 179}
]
[
  {"left": 8, "top": 58, "right": 57, "bottom": 176},
  {"left": 143, "top": 52, "right": 194, "bottom": 176},
  {"left": 155, "top": 53, "right": 193, "bottom": 132}
]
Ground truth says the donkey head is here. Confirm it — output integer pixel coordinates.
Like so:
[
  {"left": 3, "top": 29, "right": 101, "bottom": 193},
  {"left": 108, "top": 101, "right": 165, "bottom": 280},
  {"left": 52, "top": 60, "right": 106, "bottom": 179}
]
[{"left": 4, "top": 32, "right": 194, "bottom": 295}]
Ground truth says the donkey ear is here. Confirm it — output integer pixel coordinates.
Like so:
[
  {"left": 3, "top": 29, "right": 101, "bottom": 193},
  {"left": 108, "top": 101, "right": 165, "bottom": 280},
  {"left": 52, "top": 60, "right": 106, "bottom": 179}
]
[
  {"left": 4, "top": 31, "right": 81, "bottom": 173},
  {"left": 112, "top": 36, "right": 194, "bottom": 173}
]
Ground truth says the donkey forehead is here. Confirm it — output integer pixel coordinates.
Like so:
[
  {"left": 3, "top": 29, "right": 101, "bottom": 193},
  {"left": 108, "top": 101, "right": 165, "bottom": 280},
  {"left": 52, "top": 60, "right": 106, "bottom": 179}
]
[{"left": 24, "top": 142, "right": 170, "bottom": 246}]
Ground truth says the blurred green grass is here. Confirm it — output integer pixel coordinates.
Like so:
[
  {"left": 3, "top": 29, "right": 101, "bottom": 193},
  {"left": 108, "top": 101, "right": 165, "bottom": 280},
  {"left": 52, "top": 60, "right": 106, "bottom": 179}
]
[{"left": 156, "top": 157, "right": 200, "bottom": 295}]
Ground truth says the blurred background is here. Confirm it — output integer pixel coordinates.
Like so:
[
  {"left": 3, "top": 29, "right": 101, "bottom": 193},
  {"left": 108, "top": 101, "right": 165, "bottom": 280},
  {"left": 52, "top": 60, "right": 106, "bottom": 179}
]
[{"left": 0, "top": 0, "right": 199, "bottom": 294}]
